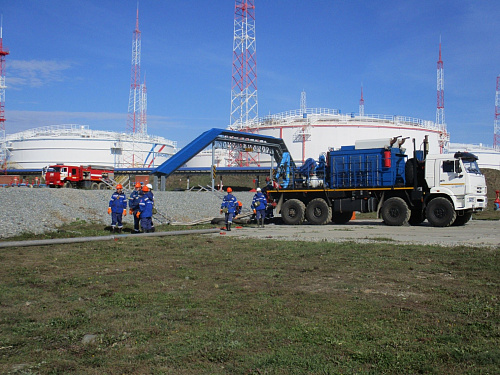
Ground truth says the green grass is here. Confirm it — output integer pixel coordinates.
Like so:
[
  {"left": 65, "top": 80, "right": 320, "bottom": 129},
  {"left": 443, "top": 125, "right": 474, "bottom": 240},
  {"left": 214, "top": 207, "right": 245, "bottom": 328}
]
[{"left": 0, "top": 228, "right": 498, "bottom": 374}]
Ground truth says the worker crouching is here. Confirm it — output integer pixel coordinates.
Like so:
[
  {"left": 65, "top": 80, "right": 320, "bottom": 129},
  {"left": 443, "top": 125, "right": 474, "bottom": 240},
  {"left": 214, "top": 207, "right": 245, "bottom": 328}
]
[
  {"left": 220, "top": 187, "right": 238, "bottom": 231},
  {"left": 252, "top": 187, "right": 267, "bottom": 228},
  {"left": 108, "top": 184, "right": 127, "bottom": 233},
  {"left": 137, "top": 185, "right": 154, "bottom": 233}
]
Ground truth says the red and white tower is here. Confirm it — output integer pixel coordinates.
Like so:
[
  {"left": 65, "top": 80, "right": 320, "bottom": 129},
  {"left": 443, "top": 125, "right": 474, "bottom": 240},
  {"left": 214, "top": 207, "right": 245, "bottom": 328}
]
[
  {"left": 436, "top": 41, "right": 448, "bottom": 152},
  {"left": 0, "top": 17, "right": 10, "bottom": 170},
  {"left": 127, "top": 6, "right": 142, "bottom": 135},
  {"left": 230, "top": 0, "right": 258, "bottom": 129},
  {"left": 494, "top": 75, "right": 500, "bottom": 150},
  {"left": 436, "top": 41, "right": 445, "bottom": 127},
  {"left": 359, "top": 85, "right": 365, "bottom": 117},
  {"left": 139, "top": 76, "right": 147, "bottom": 136}
]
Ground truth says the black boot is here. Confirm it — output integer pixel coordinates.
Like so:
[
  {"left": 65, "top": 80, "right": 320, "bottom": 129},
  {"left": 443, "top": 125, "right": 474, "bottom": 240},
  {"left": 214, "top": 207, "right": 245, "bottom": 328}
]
[
  {"left": 111, "top": 227, "right": 116, "bottom": 233},
  {"left": 227, "top": 223, "right": 231, "bottom": 231}
]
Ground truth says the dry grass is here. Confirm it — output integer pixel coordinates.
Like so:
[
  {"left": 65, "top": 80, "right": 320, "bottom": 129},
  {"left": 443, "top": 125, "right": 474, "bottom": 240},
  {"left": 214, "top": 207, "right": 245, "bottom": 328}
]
[{"left": 0, "top": 232, "right": 498, "bottom": 374}]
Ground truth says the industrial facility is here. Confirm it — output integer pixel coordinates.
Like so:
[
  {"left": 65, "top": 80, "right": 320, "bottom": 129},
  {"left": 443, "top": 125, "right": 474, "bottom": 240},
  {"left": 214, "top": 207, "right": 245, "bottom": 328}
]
[{"left": 1, "top": 1, "right": 499, "bottom": 173}]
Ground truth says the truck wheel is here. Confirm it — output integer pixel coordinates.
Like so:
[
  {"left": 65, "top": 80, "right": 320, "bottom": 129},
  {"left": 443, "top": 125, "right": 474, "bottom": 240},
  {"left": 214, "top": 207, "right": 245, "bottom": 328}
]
[
  {"left": 90, "top": 182, "right": 99, "bottom": 190},
  {"left": 63, "top": 181, "right": 72, "bottom": 189},
  {"left": 381, "top": 197, "right": 410, "bottom": 226},
  {"left": 305, "top": 198, "right": 331, "bottom": 225},
  {"left": 452, "top": 211, "right": 472, "bottom": 226},
  {"left": 332, "top": 211, "right": 353, "bottom": 224},
  {"left": 98, "top": 183, "right": 106, "bottom": 190},
  {"left": 281, "top": 199, "right": 305, "bottom": 225},
  {"left": 426, "top": 197, "right": 456, "bottom": 227}
]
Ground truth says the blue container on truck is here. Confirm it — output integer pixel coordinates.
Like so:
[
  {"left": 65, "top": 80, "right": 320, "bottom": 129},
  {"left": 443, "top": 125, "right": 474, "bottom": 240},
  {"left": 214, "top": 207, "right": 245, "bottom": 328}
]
[{"left": 327, "top": 146, "right": 406, "bottom": 189}]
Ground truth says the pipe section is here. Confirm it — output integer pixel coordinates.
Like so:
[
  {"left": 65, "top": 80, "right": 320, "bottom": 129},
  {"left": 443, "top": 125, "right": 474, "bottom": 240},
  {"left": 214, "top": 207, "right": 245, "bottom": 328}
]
[{"left": 0, "top": 228, "right": 221, "bottom": 249}]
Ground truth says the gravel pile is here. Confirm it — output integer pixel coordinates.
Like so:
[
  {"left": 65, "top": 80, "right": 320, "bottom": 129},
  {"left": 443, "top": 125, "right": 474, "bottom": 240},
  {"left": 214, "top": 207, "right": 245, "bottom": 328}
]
[{"left": 1, "top": 188, "right": 255, "bottom": 239}]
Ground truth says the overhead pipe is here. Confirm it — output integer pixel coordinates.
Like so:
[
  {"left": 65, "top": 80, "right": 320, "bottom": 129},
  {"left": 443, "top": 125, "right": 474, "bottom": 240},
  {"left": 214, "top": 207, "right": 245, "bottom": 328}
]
[{"left": 0, "top": 228, "right": 221, "bottom": 249}]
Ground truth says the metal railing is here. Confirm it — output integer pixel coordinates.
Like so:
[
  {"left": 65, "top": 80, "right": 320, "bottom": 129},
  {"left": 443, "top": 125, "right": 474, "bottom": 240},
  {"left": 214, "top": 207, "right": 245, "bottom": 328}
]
[
  {"left": 5, "top": 124, "right": 177, "bottom": 148},
  {"left": 228, "top": 108, "right": 446, "bottom": 134}
]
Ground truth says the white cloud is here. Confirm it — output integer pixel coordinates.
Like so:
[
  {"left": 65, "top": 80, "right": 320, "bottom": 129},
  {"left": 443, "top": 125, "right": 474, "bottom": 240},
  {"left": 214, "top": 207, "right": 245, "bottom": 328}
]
[{"left": 8, "top": 60, "right": 75, "bottom": 88}]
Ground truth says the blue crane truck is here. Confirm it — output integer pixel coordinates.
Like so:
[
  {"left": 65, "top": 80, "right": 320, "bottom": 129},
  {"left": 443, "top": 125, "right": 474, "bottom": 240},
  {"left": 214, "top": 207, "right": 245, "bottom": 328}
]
[{"left": 267, "top": 136, "right": 487, "bottom": 227}]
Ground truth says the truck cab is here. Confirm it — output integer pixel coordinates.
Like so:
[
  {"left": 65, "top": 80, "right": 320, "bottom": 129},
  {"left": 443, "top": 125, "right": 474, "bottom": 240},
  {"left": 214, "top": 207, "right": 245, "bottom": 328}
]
[
  {"left": 425, "top": 152, "right": 487, "bottom": 212},
  {"left": 422, "top": 152, "right": 487, "bottom": 226}
]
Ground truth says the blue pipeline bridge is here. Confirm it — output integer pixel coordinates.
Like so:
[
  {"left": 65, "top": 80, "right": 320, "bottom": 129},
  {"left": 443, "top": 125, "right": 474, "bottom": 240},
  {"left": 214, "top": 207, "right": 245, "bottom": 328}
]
[{"left": 151, "top": 128, "right": 294, "bottom": 190}]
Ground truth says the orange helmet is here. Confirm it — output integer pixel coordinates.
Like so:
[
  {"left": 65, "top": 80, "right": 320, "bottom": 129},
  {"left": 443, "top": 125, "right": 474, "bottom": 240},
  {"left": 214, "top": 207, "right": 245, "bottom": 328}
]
[
  {"left": 238, "top": 201, "right": 242, "bottom": 206},
  {"left": 135, "top": 182, "right": 141, "bottom": 188},
  {"left": 116, "top": 184, "right": 123, "bottom": 189},
  {"left": 142, "top": 185, "right": 149, "bottom": 192},
  {"left": 227, "top": 187, "right": 232, "bottom": 193}
]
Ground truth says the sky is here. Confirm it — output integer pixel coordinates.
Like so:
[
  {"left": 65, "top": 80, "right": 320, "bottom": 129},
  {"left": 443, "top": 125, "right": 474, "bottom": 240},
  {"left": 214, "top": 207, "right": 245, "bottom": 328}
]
[{"left": 1, "top": 0, "right": 499, "bottom": 148}]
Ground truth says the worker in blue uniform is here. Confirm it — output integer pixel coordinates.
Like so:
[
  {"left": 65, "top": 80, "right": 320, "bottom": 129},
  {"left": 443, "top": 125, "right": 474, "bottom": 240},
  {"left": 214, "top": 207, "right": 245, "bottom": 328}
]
[
  {"left": 108, "top": 184, "right": 127, "bottom": 233},
  {"left": 128, "top": 182, "right": 142, "bottom": 234},
  {"left": 137, "top": 185, "right": 154, "bottom": 233},
  {"left": 220, "top": 187, "right": 238, "bottom": 231},
  {"left": 251, "top": 187, "right": 268, "bottom": 228},
  {"left": 145, "top": 183, "right": 155, "bottom": 232}
]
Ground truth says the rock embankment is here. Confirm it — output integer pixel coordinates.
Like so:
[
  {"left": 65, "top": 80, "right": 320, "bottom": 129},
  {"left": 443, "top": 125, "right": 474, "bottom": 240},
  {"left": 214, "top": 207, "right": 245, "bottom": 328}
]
[{"left": 1, "top": 188, "right": 255, "bottom": 239}]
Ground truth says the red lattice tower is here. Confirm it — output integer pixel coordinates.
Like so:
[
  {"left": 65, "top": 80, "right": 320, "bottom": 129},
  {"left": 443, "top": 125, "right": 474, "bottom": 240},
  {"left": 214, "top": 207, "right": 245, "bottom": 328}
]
[
  {"left": 436, "top": 42, "right": 445, "bottom": 127},
  {"left": 229, "top": 0, "right": 260, "bottom": 166},
  {"left": 127, "top": 6, "right": 141, "bottom": 135},
  {"left": 230, "top": 0, "right": 258, "bottom": 128},
  {"left": 495, "top": 75, "right": 500, "bottom": 150},
  {"left": 0, "top": 21, "right": 10, "bottom": 170},
  {"left": 359, "top": 85, "right": 365, "bottom": 116},
  {"left": 436, "top": 41, "right": 448, "bottom": 152}
]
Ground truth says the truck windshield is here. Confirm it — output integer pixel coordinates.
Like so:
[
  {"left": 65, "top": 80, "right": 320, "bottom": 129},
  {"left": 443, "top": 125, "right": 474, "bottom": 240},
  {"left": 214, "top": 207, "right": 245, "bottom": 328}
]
[{"left": 462, "top": 159, "right": 481, "bottom": 174}]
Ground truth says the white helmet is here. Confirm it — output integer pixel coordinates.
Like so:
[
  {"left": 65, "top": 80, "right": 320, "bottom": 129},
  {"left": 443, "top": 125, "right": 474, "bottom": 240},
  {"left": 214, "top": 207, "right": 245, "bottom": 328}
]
[
  {"left": 146, "top": 184, "right": 153, "bottom": 190},
  {"left": 256, "top": 187, "right": 261, "bottom": 192}
]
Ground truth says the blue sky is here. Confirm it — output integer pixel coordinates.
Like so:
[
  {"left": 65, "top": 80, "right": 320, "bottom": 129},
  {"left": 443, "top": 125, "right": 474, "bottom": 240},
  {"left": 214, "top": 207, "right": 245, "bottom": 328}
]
[{"left": 2, "top": 0, "right": 499, "bottom": 148}]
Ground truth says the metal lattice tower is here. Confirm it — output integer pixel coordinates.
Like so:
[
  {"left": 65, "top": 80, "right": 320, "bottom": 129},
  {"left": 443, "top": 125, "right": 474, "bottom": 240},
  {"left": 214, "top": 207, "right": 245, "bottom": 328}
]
[
  {"left": 359, "top": 85, "right": 365, "bottom": 117},
  {"left": 436, "top": 41, "right": 445, "bottom": 127},
  {"left": 127, "top": 6, "right": 142, "bottom": 135},
  {"left": 139, "top": 76, "right": 147, "bottom": 135},
  {"left": 300, "top": 90, "right": 307, "bottom": 114},
  {"left": 0, "top": 17, "right": 10, "bottom": 170},
  {"left": 230, "top": 0, "right": 258, "bottom": 129},
  {"left": 495, "top": 75, "right": 500, "bottom": 150}
]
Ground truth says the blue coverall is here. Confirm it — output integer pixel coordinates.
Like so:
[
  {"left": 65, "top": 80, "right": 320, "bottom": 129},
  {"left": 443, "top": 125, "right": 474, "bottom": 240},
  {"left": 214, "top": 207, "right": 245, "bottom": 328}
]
[
  {"left": 128, "top": 188, "right": 141, "bottom": 233},
  {"left": 109, "top": 191, "right": 127, "bottom": 230},
  {"left": 251, "top": 192, "right": 268, "bottom": 222},
  {"left": 138, "top": 194, "right": 154, "bottom": 232},
  {"left": 220, "top": 193, "right": 238, "bottom": 230}
]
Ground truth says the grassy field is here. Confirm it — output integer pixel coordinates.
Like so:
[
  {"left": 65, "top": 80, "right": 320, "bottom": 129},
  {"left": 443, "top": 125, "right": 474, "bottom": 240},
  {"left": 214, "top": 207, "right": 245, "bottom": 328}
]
[{"left": 1, "top": 225, "right": 498, "bottom": 374}]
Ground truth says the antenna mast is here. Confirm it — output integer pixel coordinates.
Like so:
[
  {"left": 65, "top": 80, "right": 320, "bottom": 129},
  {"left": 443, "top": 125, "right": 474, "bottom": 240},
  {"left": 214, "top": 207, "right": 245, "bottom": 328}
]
[
  {"left": 436, "top": 40, "right": 448, "bottom": 152},
  {"left": 436, "top": 41, "right": 445, "bottom": 126},
  {"left": 495, "top": 75, "right": 500, "bottom": 150},
  {"left": 300, "top": 90, "right": 306, "bottom": 114},
  {"left": 359, "top": 85, "right": 365, "bottom": 117},
  {"left": 127, "top": 6, "right": 141, "bottom": 135},
  {"left": 0, "top": 16, "right": 10, "bottom": 171},
  {"left": 230, "top": 0, "right": 258, "bottom": 129},
  {"left": 140, "top": 75, "right": 147, "bottom": 135}
]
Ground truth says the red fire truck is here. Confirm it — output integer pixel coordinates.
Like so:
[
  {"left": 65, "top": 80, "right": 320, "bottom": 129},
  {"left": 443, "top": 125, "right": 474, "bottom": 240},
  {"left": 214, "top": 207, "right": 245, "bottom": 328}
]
[{"left": 42, "top": 164, "right": 115, "bottom": 189}]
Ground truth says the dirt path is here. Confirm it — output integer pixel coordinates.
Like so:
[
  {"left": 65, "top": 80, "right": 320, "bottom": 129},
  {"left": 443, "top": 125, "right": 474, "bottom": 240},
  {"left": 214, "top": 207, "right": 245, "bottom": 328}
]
[{"left": 221, "top": 219, "right": 500, "bottom": 247}]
